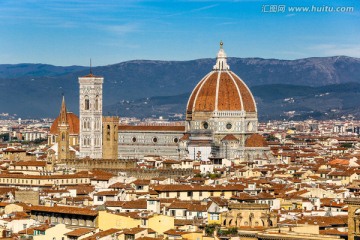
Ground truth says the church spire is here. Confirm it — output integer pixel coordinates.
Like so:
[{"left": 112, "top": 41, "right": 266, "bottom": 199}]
[
  {"left": 213, "top": 41, "right": 230, "bottom": 71},
  {"left": 59, "top": 95, "right": 68, "bottom": 125},
  {"left": 57, "top": 95, "right": 70, "bottom": 161}
]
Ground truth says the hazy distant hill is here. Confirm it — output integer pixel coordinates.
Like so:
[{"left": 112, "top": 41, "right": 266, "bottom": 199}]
[
  {"left": 0, "top": 64, "right": 86, "bottom": 78},
  {"left": 252, "top": 83, "right": 360, "bottom": 120},
  {"left": 104, "top": 83, "right": 360, "bottom": 121},
  {"left": 0, "top": 56, "right": 359, "bottom": 119}
]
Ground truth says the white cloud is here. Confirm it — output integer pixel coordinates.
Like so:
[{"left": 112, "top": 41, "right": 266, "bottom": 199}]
[
  {"left": 191, "top": 4, "right": 219, "bottom": 12},
  {"left": 159, "top": 4, "right": 218, "bottom": 18},
  {"left": 104, "top": 23, "right": 139, "bottom": 35}
]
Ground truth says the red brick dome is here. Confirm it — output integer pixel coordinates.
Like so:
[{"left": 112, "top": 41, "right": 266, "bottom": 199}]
[
  {"left": 186, "top": 42, "right": 256, "bottom": 118},
  {"left": 49, "top": 112, "right": 80, "bottom": 135},
  {"left": 187, "top": 71, "right": 256, "bottom": 114}
]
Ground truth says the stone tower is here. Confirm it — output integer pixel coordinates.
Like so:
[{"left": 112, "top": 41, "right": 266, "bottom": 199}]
[
  {"left": 57, "top": 96, "right": 70, "bottom": 161},
  {"left": 79, "top": 73, "right": 103, "bottom": 159},
  {"left": 102, "top": 116, "right": 119, "bottom": 159}
]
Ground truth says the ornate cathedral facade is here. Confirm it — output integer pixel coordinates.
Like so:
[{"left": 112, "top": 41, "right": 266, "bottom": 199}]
[{"left": 48, "top": 43, "right": 272, "bottom": 163}]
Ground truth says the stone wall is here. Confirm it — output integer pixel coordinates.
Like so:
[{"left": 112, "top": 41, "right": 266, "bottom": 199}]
[
  {"left": 15, "top": 190, "right": 39, "bottom": 205},
  {"left": 61, "top": 158, "right": 137, "bottom": 172}
]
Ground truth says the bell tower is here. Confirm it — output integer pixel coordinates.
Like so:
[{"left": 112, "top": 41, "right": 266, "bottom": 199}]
[
  {"left": 79, "top": 71, "right": 103, "bottom": 159},
  {"left": 102, "top": 116, "right": 119, "bottom": 159},
  {"left": 57, "top": 96, "right": 70, "bottom": 161}
]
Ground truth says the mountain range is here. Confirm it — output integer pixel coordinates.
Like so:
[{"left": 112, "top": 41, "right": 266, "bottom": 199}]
[{"left": 0, "top": 56, "right": 360, "bottom": 120}]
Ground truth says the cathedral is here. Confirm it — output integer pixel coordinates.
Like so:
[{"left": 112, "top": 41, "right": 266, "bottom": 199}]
[{"left": 48, "top": 42, "right": 272, "bottom": 163}]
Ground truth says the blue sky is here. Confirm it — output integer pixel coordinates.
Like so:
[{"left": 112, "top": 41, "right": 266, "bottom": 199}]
[{"left": 0, "top": 0, "right": 359, "bottom": 66}]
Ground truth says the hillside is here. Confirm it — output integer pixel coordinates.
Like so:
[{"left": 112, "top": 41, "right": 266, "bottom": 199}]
[
  {"left": 0, "top": 56, "right": 359, "bottom": 119},
  {"left": 105, "top": 83, "right": 360, "bottom": 121}
]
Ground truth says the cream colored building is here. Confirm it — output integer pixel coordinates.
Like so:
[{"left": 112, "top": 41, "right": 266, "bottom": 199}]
[
  {"left": 97, "top": 211, "right": 174, "bottom": 235},
  {"left": 153, "top": 184, "right": 243, "bottom": 201},
  {"left": 0, "top": 173, "right": 90, "bottom": 189},
  {"left": 32, "top": 224, "right": 72, "bottom": 240},
  {"left": 221, "top": 203, "right": 277, "bottom": 228}
]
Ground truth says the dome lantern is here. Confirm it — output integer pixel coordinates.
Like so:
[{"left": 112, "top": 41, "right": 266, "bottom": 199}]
[{"left": 213, "top": 41, "right": 230, "bottom": 71}]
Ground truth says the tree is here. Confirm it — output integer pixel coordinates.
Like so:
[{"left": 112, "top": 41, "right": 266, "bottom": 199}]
[
  {"left": 340, "top": 143, "right": 353, "bottom": 148},
  {"left": 205, "top": 224, "right": 220, "bottom": 236},
  {"left": 0, "top": 133, "right": 9, "bottom": 141},
  {"left": 266, "top": 134, "right": 279, "bottom": 142}
]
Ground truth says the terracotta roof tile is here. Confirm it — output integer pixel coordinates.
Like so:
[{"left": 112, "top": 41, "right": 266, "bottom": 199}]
[
  {"left": 123, "top": 227, "right": 147, "bottom": 235},
  {"left": 65, "top": 228, "right": 95, "bottom": 237},
  {"left": 245, "top": 134, "right": 268, "bottom": 147},
  {"left": 82, "top": 228, "right": 121, "bottom": 240},
  {"left": 221, "top": 134, "right": 239, "bottom": 141},
  {"left": 153, "top": 184, "right": 244, "bottom": 192},
  {"left": 105, "top": 201, "right": 126, "bottom": 207},
  {"left": 94, "top": 190, "right": 119, "bottom": 196},
  {"left": 12, "top": 161, "right": 47, "bottom": 167},
  {"left": 122, "top": 199, "right": 147, "bottom": 209},
  {"left": 30, "top": 205, "right": 98, "bottom": 216}
]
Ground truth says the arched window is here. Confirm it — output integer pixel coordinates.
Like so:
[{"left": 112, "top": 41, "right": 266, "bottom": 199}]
[
  {"left": 61, "top": 132, "right": 65, "bottom": 141},
  {"left": 107, "top": 125, "right": 110, "bottom": 140},
  {"left": 85, "top": 96, "right": 90, "bottom": 110},
  {"left": 247, "top": 122, "right": 253, "bottom": 131},
  {"left": 95, "top": 95, "right": 99, "bottom": 110}
]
